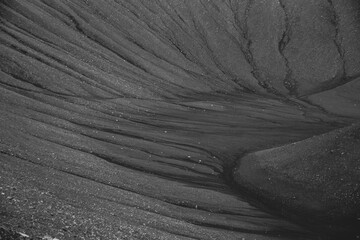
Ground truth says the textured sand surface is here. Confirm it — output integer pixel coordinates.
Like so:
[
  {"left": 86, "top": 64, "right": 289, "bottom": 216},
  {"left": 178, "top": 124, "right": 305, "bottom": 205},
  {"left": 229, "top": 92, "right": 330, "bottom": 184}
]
[
  {"left": 234, "top": 124, "right": 360, "bottom": 236},
  {"left": 0, "top": 0, "right": 360, "bottom": 239}
]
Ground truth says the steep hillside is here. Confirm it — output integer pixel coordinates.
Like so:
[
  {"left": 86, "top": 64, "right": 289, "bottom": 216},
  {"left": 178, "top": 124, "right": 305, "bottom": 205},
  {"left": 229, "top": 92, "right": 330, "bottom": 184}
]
[
  {"left": 0, "top": 0, "right": 360, "bottom": 239},
  {"left": 234, "top": 124, "right": 360, "bottom": 236}
]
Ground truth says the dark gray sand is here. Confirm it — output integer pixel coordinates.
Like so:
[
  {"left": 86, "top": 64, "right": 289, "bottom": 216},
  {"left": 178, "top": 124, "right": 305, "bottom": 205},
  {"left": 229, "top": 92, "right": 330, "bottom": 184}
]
[
  {"left": 0, "top": 0, "right": 359, "bottom": 239},
  {"left": 234, "top": 124, "right": 360, "bottom": 237}
]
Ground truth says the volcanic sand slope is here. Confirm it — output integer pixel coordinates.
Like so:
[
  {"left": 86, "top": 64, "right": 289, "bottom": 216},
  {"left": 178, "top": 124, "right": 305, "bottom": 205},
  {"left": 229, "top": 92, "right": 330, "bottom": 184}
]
[
  {"left": 234, "top": 124, "right": 360, "bottom": 236},
  {"left": 0, "top": 0, "right": 360, "bottom": 239}
]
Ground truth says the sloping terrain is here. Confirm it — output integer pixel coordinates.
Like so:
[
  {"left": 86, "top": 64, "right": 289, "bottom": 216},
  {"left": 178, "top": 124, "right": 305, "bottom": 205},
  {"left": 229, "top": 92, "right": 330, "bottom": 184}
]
[
  {"left": 234, "top": 123, "right": 360, "bottom": 237},
  {"left": 0, "top": 0, "right": 359, "bottom": 239}
]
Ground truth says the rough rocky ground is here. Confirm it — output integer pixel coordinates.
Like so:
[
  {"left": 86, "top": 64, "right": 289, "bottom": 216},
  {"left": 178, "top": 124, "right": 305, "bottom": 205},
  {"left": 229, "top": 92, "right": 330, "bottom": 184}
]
[{"left": 0, "top": 0, "right": 360, "bottom": 239}]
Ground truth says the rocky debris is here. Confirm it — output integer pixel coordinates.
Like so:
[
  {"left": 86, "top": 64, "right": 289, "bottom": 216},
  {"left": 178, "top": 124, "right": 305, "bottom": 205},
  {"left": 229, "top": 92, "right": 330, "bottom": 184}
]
[
  {"left": 0, "top": 227, "right": 30, "bottom": 240},
  {"left": 41, "top": 236, "right": 59, "bottom": 240},
  {"left": 0, "top": 227, "right": 60, "bottom": 240}
]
